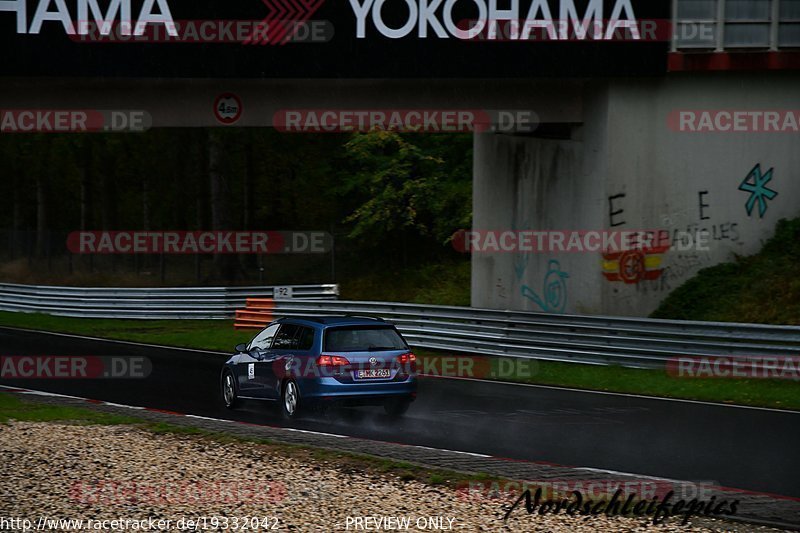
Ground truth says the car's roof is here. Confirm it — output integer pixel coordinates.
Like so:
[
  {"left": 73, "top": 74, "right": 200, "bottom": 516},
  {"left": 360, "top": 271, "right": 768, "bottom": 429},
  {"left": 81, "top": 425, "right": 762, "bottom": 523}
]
[{"left": 277, "top": 316, "right": 390, "bottom": 328}]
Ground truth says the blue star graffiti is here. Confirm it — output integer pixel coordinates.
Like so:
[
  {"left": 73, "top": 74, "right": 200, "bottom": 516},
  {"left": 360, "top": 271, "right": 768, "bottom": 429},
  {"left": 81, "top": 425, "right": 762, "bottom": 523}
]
[
  {"left": 521, "top": 260, "right": 569, "bottom": 313},
  {"left": 739, "top": 164, "right": 778, "bottom": 218}
]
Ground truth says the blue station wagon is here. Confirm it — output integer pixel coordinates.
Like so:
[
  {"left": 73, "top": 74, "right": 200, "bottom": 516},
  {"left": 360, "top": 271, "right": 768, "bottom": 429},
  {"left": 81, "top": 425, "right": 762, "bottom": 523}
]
[{"left": 221, "top": 316, "right": 417, "bottom": 418}]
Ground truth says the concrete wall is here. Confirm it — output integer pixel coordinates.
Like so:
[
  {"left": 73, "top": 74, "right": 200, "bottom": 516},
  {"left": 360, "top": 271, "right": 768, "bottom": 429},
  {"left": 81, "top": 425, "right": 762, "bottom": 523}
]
[{"left": 472, "top": 73, "right": 800, "bottom": 317}]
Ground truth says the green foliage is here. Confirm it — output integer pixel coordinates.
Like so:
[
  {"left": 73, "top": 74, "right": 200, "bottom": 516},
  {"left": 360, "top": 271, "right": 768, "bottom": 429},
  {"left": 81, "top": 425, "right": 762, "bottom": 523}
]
[
  {"left": 0, "top": 129, "right": 473, "bottom": 246},
  {"left": 0, "top": 130, "right": 347, "bottom": 234},
  {"left": 340, "top": 259, "right": 471, "bottom": 305},
  {"left": 0, "top": 130, "right": 472, "bottom": 283},
  {"left": 652, "top": 218, "right": 800, "bottom": 325},
  {"left": 337, "top": 131, "right": 472, "bottom": 246}
]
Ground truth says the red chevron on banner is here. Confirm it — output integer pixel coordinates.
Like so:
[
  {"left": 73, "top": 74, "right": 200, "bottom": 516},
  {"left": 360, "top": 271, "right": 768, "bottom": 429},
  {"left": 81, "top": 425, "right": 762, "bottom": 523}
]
[{"left": 246, "top": 0, "right": 325, "bottom": 46}]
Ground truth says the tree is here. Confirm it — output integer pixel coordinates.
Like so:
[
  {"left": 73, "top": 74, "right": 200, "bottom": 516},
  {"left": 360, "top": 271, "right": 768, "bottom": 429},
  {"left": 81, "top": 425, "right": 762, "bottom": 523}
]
[{"left": 337, "top": 131, "right": 472, "bottom": 255}]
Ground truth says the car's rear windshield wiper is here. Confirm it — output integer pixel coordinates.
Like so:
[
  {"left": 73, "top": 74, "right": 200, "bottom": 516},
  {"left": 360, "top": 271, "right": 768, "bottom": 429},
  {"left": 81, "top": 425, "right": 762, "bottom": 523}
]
[{"left": 367, "top": 346, "right": 400, "bottom": 351}]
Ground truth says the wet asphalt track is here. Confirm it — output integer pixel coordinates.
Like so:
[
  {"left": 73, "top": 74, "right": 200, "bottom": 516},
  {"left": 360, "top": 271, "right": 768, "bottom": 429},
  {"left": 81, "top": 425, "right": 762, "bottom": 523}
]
[{"left": 1, "top": 326, "right": 799, "bottom": 500}]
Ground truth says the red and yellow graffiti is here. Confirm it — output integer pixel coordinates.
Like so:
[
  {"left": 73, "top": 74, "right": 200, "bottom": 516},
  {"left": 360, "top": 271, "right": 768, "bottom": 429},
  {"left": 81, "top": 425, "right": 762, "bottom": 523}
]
[{"left": 602, "top": 246, "right": 668, "bottom": 284}]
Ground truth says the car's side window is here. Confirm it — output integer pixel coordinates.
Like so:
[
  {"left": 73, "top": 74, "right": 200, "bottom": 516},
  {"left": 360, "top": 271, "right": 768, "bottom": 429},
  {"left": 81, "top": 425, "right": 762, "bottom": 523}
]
[
  {"left": 272, "top": 324, "right": 300, "bottom": 350},
  {"left": 295, "top": 326, "right": 315, "bottom": 351},
  {"left": 249, "top": 323, "right": 280, "bottom": 351}
]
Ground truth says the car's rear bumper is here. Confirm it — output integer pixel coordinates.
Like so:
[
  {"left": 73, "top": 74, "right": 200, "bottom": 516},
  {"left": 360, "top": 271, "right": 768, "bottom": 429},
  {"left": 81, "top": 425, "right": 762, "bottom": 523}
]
[{"left": 297, "top": 376, "right": 417, "bottom": 402}]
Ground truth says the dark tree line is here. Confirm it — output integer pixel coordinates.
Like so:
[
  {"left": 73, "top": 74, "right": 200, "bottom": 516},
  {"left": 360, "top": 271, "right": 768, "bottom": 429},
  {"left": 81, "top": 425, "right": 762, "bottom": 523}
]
[{"left": 0, "top": 129, "right": 473, "bottom": 281}]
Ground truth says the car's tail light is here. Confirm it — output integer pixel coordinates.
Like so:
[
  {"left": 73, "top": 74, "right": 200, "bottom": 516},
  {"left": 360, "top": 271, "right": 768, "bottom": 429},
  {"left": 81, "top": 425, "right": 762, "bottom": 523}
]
[
  {"left": 397, "top": 352, "right": 416, "bottom": 364},
  {"left": 397, "top": 352, "right": 417, "bottom": 372},
  {"left": 317, "top": 354, "right": 350, "bottom": 366}
]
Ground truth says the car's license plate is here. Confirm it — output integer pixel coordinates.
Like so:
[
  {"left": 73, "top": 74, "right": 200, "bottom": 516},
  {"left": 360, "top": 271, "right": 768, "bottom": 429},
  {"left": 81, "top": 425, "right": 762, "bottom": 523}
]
[{"left": 356, "top": 369, "right": 391, "bottom": 379}]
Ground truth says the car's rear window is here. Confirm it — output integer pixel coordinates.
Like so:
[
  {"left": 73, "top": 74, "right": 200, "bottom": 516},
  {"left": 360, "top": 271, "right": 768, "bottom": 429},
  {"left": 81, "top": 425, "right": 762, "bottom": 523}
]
[{"left": 324, "top": 326, "right": 407, "bottom": 352}]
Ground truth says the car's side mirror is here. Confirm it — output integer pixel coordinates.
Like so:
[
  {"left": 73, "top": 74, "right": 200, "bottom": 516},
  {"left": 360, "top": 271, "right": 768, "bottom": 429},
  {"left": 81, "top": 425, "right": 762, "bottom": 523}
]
[{"left": 235, "top": 343, "right": 247, "bottom": 353}]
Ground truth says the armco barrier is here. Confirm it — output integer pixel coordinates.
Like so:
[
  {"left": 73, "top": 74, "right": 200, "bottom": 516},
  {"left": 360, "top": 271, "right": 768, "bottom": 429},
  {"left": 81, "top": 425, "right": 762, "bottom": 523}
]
[
  {"left": 0, "top": 283, "right": 339, "bottom": 320},
  {"left": 234, "top": 299, "right": 800, "bottom": 369}
]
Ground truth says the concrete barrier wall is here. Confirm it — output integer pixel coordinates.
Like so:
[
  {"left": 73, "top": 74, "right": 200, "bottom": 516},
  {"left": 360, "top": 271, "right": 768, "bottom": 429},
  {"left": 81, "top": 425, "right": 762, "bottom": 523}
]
[{"left": 472, "top": 73, "right": 800, "bottom": 316}]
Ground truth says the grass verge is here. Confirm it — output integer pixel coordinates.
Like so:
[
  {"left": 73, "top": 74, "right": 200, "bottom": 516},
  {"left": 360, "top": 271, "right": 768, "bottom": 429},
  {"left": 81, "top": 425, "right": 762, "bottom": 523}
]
[
  {"left": 652, "top": 217, "right": 800, "bottom": 324},
  {"left": 0, "top": 311, "right": 251, "bottom": 353},
  {"left": 417, "top": 351, "right": 800, "bottom": 411},
  {"left": 339, "top": 259, "right": 471, "bottom": 306},
  {"left": 0, "top": 312, "right": 797, "bottom": 411},
  {"left": 0, "top": 393, "right": 141, "bottom": 425}
]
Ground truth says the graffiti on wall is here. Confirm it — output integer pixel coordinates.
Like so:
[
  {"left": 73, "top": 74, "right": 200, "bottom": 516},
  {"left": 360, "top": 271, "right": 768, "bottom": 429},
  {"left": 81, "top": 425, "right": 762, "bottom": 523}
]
[
  {"left": 601, "top": 186, "right": 747, "bottom": 287},
  {"left": 633, "top": 253, "right": 711, "bottom": 294},
  {"left": 601, "top": 246, "right": 669, "bottom": 284},
  {"left": 632, "top": 267, "right": 672, "bottom": 294},
  {"left": 739, "top": 164, "right": 777, "bottom": 218},
  {"left": 602, "top": 193, "right": 669, "bottom": 285},
  {"left": 669, "top": 222, "right": 740, "bottom": 247},
  {"left": 666, "top": 253, "right": 707, "bottom": 279},
  {"left": 513, "top": 219, "right": 531, "bottom": 282},
  {"left": 521, "top": 259, "right": 569, "bottom": 313},
  {"left": 495, "top": 278, "right": 508, "bottom": 300},
  {"left": 608, "top": 194, "right": 626, "bottom": 227}
]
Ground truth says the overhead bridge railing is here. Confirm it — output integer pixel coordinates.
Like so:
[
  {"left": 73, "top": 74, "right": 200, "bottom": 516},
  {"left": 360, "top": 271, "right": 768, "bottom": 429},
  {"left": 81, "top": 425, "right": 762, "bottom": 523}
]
[
  {"left": 0, "top": 283, "right": 339, "bottom": 320},
  {"left": 235, "top": 299, "right": 800, "bottom": 369}
]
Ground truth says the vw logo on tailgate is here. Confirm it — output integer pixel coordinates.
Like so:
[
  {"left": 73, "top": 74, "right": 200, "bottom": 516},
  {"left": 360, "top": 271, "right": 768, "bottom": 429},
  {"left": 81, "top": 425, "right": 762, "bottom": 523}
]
[{"left": 369, "top": 357, "right": 378, "bottom": 365}]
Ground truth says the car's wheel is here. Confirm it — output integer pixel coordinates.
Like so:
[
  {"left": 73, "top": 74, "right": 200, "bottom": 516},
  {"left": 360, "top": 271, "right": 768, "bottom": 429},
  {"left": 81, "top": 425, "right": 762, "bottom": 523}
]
[
  {"left": 281, "top": 379, "right": 301, "bottom": 419},
  {"left": 221, "top": 370, "right": 239, "bottom": 409},
  {"left": 384, "top": 397, "right": 412, "bottom": 417}
]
